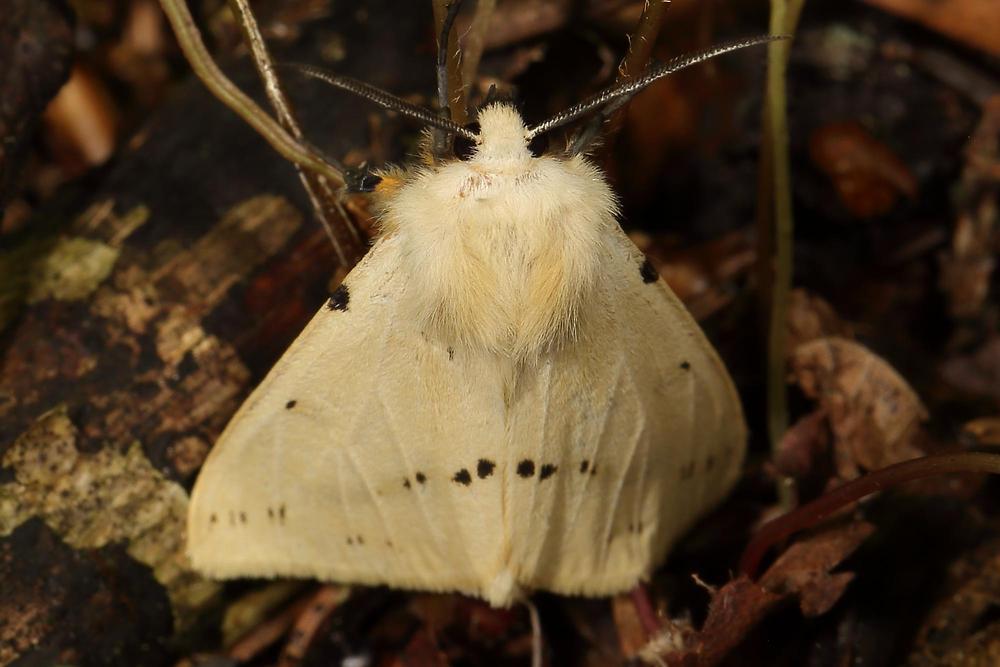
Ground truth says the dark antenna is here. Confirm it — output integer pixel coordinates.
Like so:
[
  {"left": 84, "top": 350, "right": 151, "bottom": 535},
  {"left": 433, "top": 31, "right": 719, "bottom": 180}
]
[
  {"left": 433, "top": 0, "right": 466, "bottom": 158},
  {"left": 528, "top": 35, "right": 785, "bottom": 142},
  {"left": 288, "top": 64, "right": 477, "bottom": 140}
]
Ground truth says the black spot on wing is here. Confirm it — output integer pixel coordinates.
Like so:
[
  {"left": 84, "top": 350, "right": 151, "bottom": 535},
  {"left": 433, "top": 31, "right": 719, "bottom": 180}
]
[
  {"left": 680, "top": 361, "right": 691, "bottom": 371},
  {"left": 579, "top": 460, "right": 589, "bottom": 474},
  {"left": 327, "top": 284, "right": 350, "bottom": 311},
  {"left": 403, "top": 478, "right": 412, "bottom": 489},
  {"left": 477, "top": 459, "right": 495, "bottom": 479},
  {"left": 453, "top": 469, "right": 472, "bottom": 486},
  {"left": 516, "top": 459, "right": 535, "bottom": 478},
  {"left": 639, "top": 257, "right": 659, "bottom": 284},
  {"left": 209, "top": 513, "right": 218, "bottom": 524},
  {"left": 415, "top": 472, "right": 427, "bottom": 484},
  {"left": 285, "top": 400, "right": 297, "bottom": 409},
  {"left": 539, "top": 464, "right": 557, "bottom": 480}
]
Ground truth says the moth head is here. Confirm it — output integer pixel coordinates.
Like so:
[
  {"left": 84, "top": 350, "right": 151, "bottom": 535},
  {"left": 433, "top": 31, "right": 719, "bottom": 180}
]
[
  {"left": 453, "top": 104, "right": 547, "bottom": 165},
  {"left": 290, "top": 34, "right": 785, "bottom": 186}
]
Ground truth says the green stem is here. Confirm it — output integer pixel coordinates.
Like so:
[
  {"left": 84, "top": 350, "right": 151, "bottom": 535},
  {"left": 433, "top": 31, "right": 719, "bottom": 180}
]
[{"left": 761, "top": 0, "right": 805, "bottom": 463}]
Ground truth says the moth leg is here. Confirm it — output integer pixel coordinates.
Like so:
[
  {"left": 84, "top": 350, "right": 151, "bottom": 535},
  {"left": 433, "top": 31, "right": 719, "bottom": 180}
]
[
  {"left": 156, "top": 1, "right": 345, "bottom": 190},
  {"left": 226, "top": 0, "right": 365, "bottom": 265}
]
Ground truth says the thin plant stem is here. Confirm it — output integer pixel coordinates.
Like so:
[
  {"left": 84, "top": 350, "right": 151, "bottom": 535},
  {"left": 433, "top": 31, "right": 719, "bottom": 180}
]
[
  {"left": 739, "top": 452, "right": 1000, "bottom": 579},
  {"left": 432, "top": 0, "right": 469, "bottom": 125},
  {"left": 157, "top": 0, "right": 344, "bottom": 186},
  {"left": 460, "top": 0, "right": 497, "bottom": 95},
  {"left": 758, "top": 0, "right": 805, "bottom": 491},
  {"left": 226, "top": 0, "right": 364, "bottom": 267}
]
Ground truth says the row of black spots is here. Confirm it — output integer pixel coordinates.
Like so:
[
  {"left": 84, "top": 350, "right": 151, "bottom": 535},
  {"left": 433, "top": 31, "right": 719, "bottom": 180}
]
[
  {"left": 627, "top": 521, "right": 645, "bottom": 534},
  {"left": 678, "top": 455, "right": 718, "bottom": 480},
  {"left": 345, "top": 535, "right": 399, "bottom": 551},
  {"left": 452, "top": 459, "right": 495, "bottom": 486},
  {"left": 402, "top": 471, "right": 428, "bottom": 489},
  {"left": 515, "top": 459, "right": 559, "bottom": 481},
  {"left": 327, "top": 284, "right": 350, "bottom": 311},
  {"left": 209, "top": 504, "right": 288, "bottom": 527},
  {"left": 579, "top": 460, "right": 598, "bottom": 476},
  {"left": 221, "top": 510, "right": 248, "bottom": 526}
]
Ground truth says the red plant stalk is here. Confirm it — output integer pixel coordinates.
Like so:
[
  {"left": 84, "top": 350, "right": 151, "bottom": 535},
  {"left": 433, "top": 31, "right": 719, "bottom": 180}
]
[{"left": 739, "top": 452, "right": 1000, "bottom": 578}]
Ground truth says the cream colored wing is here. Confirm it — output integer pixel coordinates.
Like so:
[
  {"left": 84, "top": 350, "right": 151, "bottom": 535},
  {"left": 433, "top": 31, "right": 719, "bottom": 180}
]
[
  {"left": 502, "top": 226, "right": 747, "bottom": 597},
  {"left": 187, "top": 234, "right": 510, "bottom": 597}
]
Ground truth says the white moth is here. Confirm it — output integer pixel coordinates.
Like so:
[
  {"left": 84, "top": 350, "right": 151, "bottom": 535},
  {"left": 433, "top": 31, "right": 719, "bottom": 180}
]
[{"left": 187, "top": 37, "right": 774, "bottom": 608}]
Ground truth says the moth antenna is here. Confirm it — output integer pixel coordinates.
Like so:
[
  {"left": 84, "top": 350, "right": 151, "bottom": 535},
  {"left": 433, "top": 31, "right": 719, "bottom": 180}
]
[
  {"left": 288, "top": 64, "right": 477, "bottom": 140},
  {"left": 527, "top": 34, "right": 787, "bottom": 139},
  {"left": 433, "top": 0, "right": 467, "bottom": 158}
]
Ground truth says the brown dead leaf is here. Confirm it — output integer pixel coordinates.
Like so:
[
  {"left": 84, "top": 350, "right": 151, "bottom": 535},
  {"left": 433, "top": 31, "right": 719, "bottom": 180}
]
[
  {"left": 787, "top": 289, "right": 854, "bottom": 351},
  {"left": 759, "top": 521, "right": 875, "bottom": 617},
  {"left": 939, "top": 96, "right": 1000, "bottom": 320},
  {"left": 631, "top": 228, "right": 756, "bottom": 321},
  {"left": 659, "top": 521, "right": 873, "bottom": 667},
  {"left": 963, "top": 417, "right": 1000, "bottom": 447},
  {"left": 773, "top": 409, "right": 830, "bottom": 480},
  {"left": 860, "top": 0, "right": 1000, "bottom": 59},
  {"left": 809, "top": 121, "right": 918, "bottom": 219},
  {"left": 791, "top": 337, "right": 928, "bottom": 479},
  {"left": 611, "top": 593, "right": 647, "bottom": 660}
]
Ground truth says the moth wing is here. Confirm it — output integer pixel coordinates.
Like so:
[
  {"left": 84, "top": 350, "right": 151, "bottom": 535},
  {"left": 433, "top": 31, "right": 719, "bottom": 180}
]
[
  {"left": 505, "top": 226, "right": 746, "bottom": 596},
  {"left": 187, "top": 235, "right": 508, "bottom": 597}
]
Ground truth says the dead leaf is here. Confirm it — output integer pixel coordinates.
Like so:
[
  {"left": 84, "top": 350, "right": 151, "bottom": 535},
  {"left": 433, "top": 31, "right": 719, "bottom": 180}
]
[
  {"left": 809, "top": 121, "right": 918, "bottom": 219},
  {"left": 773, "top": 409, "right": 830, "bottom": 480},
  {"left": 791, "top": 337, "right": 928, "bottom": 479},
  {"left": 860, "top": 0, "right": 1000, "bottom": 59},
  {"left": 612, "top": 592, "right": 647, "bottom": 660},
  {"left": 787, "top": 288, "right": 854, "bottom": 351},
  {"left": 659, "top": 521, "right": 874, "bottom": 667},
  {"left": 963, "top": 417, "right": 1000, "bottom": 447},
  {"left": 939, "top": 97, "right": 1000, "bottom": 320}
]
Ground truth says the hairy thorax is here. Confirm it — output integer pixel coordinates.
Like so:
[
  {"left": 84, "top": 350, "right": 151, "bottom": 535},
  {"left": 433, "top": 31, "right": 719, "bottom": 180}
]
[{"left": 378, "top": 154, "right": 618, "bottom": 364}]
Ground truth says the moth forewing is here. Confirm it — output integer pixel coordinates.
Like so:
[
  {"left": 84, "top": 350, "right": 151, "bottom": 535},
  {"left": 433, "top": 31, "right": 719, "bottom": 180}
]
[{"left": 187, "top": 104, "right": 747, "bottom": 607}]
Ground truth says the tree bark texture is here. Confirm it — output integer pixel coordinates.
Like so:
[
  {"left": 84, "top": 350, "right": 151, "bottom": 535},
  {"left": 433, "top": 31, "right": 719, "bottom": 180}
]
[{"left": 0, "top": 2, "right": 434, "bottom": 664}]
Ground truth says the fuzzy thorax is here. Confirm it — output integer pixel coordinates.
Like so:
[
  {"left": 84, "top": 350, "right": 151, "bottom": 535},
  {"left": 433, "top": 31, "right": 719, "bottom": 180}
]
[{"left": 377, "top": 104, "right": 618, "bottom": 363}]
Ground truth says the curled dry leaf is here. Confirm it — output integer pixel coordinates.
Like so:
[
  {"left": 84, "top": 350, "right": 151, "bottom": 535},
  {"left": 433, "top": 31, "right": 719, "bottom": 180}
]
[
  {"left": 790, "top": 337, "right": 928, "bottom": 479},
  {"left": 659, "top": 521, "right": 875, "bottom": 667},
  {"left": 787, "top": 288, "right": 854, "bottom": 351},
  {"left": 939, "top": 96, "right": 1000, "bottom": 320},
  {"left": 773, "top": 408, "right": 830, "bottom": 481},
  {"left": 808, "top": 121, "right": 917, "bottom": 219}
]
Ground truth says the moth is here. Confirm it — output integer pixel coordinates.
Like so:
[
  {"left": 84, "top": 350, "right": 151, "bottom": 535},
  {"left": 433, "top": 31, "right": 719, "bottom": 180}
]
[{"left": 186, "top": 26, "right": 777, "bottom": 607}]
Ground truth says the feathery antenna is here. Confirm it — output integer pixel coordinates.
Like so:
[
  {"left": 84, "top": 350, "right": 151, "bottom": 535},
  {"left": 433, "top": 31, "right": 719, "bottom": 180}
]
[
  {"left": 288, "top": 64, "right": 477, "bottom": 140},
  {"left": 528, "top": 35, "right": 786, "bottom": 140}
]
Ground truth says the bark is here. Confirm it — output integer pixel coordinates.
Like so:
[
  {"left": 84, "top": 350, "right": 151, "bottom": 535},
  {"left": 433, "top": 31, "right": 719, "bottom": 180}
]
[{"left": 0, "top": 1, "right": 432, "bottom": 664}]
